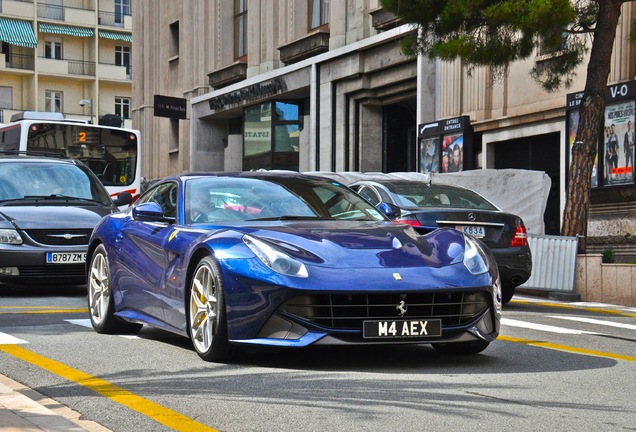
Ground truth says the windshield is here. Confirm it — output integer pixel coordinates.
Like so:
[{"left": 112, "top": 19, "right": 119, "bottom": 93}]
[
  {"left": 0, "top": 160, "right": 112, "bottom": 204},
  {"left": 387, "top": 183, "right": 499, "bottom": 211},
  {"left": 185, "top": 176, "right": 388, "bottom": 224},
  {"left": 26, "top": 123, "right": 138, "bottom": 187}
]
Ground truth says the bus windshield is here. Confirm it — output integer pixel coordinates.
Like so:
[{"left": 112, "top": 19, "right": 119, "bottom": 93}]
[{"left": 25, "top": 123, "right": 138, "bottom": 188}]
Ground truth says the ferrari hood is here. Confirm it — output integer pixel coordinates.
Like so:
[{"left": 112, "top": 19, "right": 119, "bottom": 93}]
[
  {"left": 239, "top": 221, "right": 465, "bottom": 269},
  {"left": 253, "top": 220, "right": 422, "bottom": 249},
  {"left": 0, "top": 206, "right": 111, "bottom": 230}
]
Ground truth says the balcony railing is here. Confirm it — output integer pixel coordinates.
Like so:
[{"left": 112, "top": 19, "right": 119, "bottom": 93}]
[
  {"left": 68, "top": 59, "right": 95, "bottom": 76},
  {"left": 38, "top": 3, "right": 65, "bottom": 20},
  {"left": 3, "top": 53, "right": 35, "bottom": 70},
  {"left": 39, "top": 56, "right": 95, "bottom": 76},
  {"left": 98, "top": 10, "right": 130, "bottom": 28}
]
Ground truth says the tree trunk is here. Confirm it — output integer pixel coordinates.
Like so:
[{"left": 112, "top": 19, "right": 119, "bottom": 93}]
[{"left": 562, "top": 0, "right": 625, "bottom": 253}]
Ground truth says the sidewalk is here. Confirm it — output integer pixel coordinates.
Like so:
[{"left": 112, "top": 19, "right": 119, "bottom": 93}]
[{"left": 0, "top": 374, "right": 109, "bottom": 432}]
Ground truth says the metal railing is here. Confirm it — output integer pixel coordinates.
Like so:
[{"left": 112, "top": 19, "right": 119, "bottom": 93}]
[
  {"left": 38, "top": 56, "right": 95, "bottom": 76},
  {"left": 520, "top": 234, "right": 579, "bottom": 293},
  {"left": 37, "top": 3, "right": 64, "bottom": 20},
  {"left": 98, "top": 10, "right": 130, "bottom": 28},
  {"left": 68, "top": 59, "right": 95, "bottom": 76},
  {"left": 3, "top": 53, "right": 35, "bottom": 70}
]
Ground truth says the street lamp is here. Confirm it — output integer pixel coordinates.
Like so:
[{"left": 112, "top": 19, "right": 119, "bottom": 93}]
[{"left": 79, "top": 99, "right": 93, "bottom": 124}]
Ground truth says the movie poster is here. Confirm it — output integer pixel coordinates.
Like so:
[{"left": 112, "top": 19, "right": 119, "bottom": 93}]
[
  {"left": 441, "top": 133, "right": 463, "bottom": 173},
  {"left": 603, "top": 101, "right": 635, "bottom": 186},
  {"left": 419, "top": 137, "right": 440, "bottom": 174},
  {"left": 568, "top": 109, "right": 598, "bottom": 187}
]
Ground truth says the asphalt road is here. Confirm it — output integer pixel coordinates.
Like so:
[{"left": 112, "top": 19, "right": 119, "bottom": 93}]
[{"left": 1, "top": 284, "right": 635, "bottom": 432}]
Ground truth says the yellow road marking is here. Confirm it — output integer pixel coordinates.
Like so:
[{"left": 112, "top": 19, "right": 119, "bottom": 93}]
[
  {"left": 0, "top": 307, "right": 87, "bottom": 315},
  {"left": 509, "top": 299, "right": 636, "bottom": 318},
  {"left": 500, "top": 335, "right": 636, "bottom": 362},
  {"left": 0, "top": 345, "right": 218, "bottom": 432}
]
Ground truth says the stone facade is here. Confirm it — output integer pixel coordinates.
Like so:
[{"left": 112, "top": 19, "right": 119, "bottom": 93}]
[
  {"left": 576, "top": 255, "right": 636, "bottom": 307},
  {"left": 133, "top": 1, "right": 636, "bottom": 259}
]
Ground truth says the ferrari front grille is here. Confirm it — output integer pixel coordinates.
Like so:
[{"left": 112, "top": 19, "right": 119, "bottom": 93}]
[{"left": 279, "top": 291, "right": 490, "bottom": 331}]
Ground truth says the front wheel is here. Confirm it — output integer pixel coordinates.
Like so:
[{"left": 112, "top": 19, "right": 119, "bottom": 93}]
[
  {"left": 87, "top": 244, "right": 142, "bottom": 334},
  {"left": 432, "top": 340, "right": 490, "bottom": 355},
  {"left": 188, "top": 256, "right": 234, "bottom": 362}
]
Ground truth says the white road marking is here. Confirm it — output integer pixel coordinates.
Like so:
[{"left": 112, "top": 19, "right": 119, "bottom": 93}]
[
  {"left": 501, "top": 318, "right": 601, "bottom": 335},
  {"left": 0, "top": 332, "right": 28, "bottom": 345},
  {"left": 65, "top": 319, "right": 140, "bottom": 338},
  {"left": 65, "top": 319, "right": 92, "bottom": 328},
  {"left": 548, "top": 315, "right": 636, "bottom": 331}
]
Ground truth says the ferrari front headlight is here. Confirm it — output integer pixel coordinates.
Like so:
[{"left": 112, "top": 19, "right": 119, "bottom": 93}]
[
  {"left": 463, "top": 235, "right": 489, "bottom": 275},
  {"left": 243, "top": 234, "right": 308, "bottom": 278},
  {"left": 0, "top": 229, "right": 22, "bottom": 245}
]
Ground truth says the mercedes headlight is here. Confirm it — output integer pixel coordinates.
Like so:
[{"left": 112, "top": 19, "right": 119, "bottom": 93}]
[
  {"left": 243, "top": 234, "right": 308, "bottom": 278},
  {"left": 0, "top": 229, "right": 22, "bottom": 245},
  {"left": 463, "top": 235, "right": 489, "bottom": 275}
]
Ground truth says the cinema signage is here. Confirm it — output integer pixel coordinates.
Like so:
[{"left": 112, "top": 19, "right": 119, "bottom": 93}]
[{"left": 208, "top": 78, "right": 288, "bottom": 111}]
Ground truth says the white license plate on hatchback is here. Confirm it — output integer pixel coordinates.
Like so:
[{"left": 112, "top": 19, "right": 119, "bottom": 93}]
[
  {"left": 46, "top": 252, "right": 86, "bottom": 264},
  {"left": 456, "top": 225, "right": 486, "bottom": 238}
]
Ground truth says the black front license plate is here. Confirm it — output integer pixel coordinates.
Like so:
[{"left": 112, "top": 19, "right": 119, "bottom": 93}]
[{"left": 363, "top": 319, "right": 442, "bottom": 339}]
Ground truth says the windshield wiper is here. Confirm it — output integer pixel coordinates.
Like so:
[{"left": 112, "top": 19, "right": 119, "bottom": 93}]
[
  {"left": 250, "top": 215, "right": 331, "bottom": 221},
  {"left": 21, "top": 195, "right": 102, "bottom": 204}
]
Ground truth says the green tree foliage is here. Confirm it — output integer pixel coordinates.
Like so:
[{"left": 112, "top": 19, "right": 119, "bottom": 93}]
[{"left": 380, "top": 0, "right": 630, "bottom": 251}]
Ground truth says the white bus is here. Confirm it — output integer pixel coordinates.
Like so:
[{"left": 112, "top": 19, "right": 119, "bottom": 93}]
[{"left": 0, "top": 112, "right": 142, "bottom": 205}]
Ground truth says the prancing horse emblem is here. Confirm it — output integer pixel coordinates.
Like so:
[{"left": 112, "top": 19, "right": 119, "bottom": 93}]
[{"left": 396, "top": 300, "right": 407, "bottom": 317}]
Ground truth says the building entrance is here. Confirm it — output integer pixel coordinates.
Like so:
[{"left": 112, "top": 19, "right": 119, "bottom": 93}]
[
  {"left": 494, "top": 133, "right": 560, "bottom": 235},
  {"left": 383, "top": 101, "right": 417, "bottom": 172}
]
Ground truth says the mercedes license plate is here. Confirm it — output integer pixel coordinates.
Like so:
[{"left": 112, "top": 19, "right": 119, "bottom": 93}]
[
  {"left": 46, "top": 252, "right": 86, "bottom": 264},
  {"left": 456, "top": 225, "right": 485, "bottom": 238},
  {"left": 363, "top": 319, "right": 442, "bottom": 339}
]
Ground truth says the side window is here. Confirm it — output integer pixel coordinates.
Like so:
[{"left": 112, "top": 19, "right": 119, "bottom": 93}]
[
  {"left": 138, "top": 182, "right": 178, "bottom": 218},
  {"left": 357, "top": 186, "right": 380, "bottom": 205}
]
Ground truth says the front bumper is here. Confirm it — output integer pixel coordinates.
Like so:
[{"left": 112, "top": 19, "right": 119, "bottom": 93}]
[
  {"left": 229, "top": 288, "right": 500, "bottom": 348},
  {"left": 0, "top": 246, "right": 87, "bottom": 285}
]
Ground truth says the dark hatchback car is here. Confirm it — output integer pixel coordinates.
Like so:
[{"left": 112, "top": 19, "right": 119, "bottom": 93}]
[
  {"left": 0, "top": 153, "right": 131, "bottom": 286},
  {"left": 350, "top": 180, "right": 532, "bottom": 303}
]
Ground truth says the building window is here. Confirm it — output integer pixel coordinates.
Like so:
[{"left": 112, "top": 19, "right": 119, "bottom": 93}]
[
  {"left": 169, "top": 21, "right": 179, "bottom": 58},
  {"left": 115, "top": 0, "right": 130, "bottom": 27},
  {"left": 115, "top": 97, "right": 131, "bottom": 119},
  {"left": 243, "top": 101, "right": 301, "bottom": 171},
  {"left": 170, "top": 119, "right": 179, "bottom": 151},
  {"left": 234, "top": 0, "right": 247, "bottom": 59},
  {"left": 115, "top": 45, "right": 131, "bottom": 78},
  {"left": 309, "top": 0, "right": 329, "bottom": 29},
  {"left": 45, "top": 39, "right": 62, "bottom": 60},
  {"left": 115, "top": 45, "right": 130, "bottom": 66},
  {"left": 45, "top": 91, "right": 62, "bottom": 113}
]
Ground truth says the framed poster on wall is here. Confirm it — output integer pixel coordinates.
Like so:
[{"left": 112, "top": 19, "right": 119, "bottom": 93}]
[
  {"left": 418, "top": 116, "right": 473, "bottom": 175},
  {"left": 566, "top": 80, "right": 636, "bottom": 189}
]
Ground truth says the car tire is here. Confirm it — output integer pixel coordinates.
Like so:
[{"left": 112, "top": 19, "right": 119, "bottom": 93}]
[
  {"left": 188, "top": 256, "right": 234, "bottom": 362},
  {"left": 501, "top": 285, "right": 516, "bottom": 304},
  {"left": 87, "top": 244, "right": 143, "bottom": 334},
  {"left": 432, "top": 340, "right": 490, "bottom": 355}
]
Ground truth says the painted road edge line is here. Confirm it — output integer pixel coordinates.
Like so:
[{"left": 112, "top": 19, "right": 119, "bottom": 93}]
[
  {"left": 0, "top": 345, "right": 219, "bottom": 432},
  {"left": 499, "top": 335, "right": 636, "bottom": 362}
]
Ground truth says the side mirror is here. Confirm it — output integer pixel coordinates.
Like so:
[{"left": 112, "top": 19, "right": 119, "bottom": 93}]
[
  {"left": 112, "top": 191, "right": 133, "bottom": 207},
  {"left": 132, "top": 202, "right": 175, "bottom": 223},
  {"left": 378, "top": 202, "right": 401, "bottom": 220}
]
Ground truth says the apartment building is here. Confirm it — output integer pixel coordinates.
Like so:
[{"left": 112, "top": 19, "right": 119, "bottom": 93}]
[
  {"left": 134, "top": 1, "right": 636, "bottom": 258},
  {"left": 0, "top": 0, "right": 133, "bottom": 127}
]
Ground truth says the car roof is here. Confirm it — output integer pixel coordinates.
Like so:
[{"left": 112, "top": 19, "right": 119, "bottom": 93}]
[
  {"left": 351, "top": 179, "right": 469, "bottom": 191},
  {"left": 165, "top": 171, "right": 333, "bottom": 183},
  {"left": 0, "top": 152, "right": 76, "bottom": 164}
]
